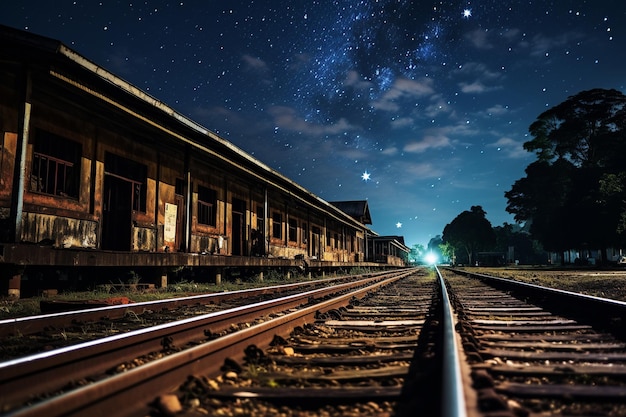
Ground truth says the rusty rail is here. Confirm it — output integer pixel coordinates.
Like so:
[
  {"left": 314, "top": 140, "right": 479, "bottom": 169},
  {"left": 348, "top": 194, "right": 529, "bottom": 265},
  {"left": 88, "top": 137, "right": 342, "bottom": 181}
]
[
  {"left": 1, "top": 270, "right": 412, "bottom": 416},
  {"left": 0, "top": 270, "right": 398, "bottom": 337},
  {"left": 436, "top": 266, "right": 468, "bottom": 417}
]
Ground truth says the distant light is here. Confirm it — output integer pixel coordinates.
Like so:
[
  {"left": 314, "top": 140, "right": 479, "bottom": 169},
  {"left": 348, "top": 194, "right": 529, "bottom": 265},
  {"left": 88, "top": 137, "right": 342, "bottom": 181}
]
[
  {"left": 425, "top": 252, "right": 438, "bottom": 265},
  {"left": 463, "top": 9, "right": 472, "bottom": 18}
]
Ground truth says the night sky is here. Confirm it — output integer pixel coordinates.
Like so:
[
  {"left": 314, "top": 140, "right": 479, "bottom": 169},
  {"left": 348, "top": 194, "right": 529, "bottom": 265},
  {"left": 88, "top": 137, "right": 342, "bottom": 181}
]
[{"left": 2, "top": 1, "right": 624, "bottom": 248}]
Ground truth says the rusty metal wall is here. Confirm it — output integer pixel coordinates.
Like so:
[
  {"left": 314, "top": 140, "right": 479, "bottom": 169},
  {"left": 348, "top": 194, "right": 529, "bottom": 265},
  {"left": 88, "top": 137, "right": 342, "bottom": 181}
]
[{"left": 21, "top": 212, "right": 97, "bottom": 248}]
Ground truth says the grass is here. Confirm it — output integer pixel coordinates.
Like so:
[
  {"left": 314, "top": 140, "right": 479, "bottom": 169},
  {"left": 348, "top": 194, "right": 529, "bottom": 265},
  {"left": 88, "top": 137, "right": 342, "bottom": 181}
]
[
  {"left": 0, "top": 268, "right": 372, "bottom": 319},
  {"left": 462, "top": 266, "right": 626, "bottom": 302}
]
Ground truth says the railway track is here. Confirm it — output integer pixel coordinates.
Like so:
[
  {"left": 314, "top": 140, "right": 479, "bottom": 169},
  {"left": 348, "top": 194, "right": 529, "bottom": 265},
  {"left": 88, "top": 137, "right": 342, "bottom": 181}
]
[
  {"left": 170, "top": 270, "right": 445, "bottom": 416},
  {"left": 1, "top": 269, "right": 429, "bottom": 417},
  {"left": 443, "top": 267, "right": 626, "bottom": 416},
  {"left": 0, "top": 272, "right": 403, "bottom": 362},
  {"left": 0, "top": 271, "right": 394, "bottom": 339},
  {"left": 4, "top": 266, "right": 626, "bottom": 416}
]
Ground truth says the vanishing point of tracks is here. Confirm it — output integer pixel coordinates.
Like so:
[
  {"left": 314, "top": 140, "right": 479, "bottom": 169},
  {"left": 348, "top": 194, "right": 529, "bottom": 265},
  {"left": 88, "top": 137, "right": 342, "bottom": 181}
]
[{"left": 3, "top": 267, "right": 626, "bottom": 416}]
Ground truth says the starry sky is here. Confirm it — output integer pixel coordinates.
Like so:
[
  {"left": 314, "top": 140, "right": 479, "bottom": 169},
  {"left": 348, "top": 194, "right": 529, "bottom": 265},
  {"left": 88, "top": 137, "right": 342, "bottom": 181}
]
[{"left": 2, "top": 1, "right": 624, "bottom": 248}]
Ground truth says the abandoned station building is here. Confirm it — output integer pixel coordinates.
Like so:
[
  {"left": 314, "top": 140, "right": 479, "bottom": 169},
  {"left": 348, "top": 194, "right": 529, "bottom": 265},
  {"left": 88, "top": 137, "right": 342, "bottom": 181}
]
[{"left": 0, "top": 25, "right": 410, "bottom": 297}]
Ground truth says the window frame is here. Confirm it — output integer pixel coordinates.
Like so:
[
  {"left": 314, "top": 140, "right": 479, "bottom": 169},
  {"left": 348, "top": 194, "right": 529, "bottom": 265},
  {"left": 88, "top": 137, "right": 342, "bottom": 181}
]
[
  {"left": 197, "top": 185, "right": 217, "bottom": 227},
  {"left": 104, "top": 152, "right": 147, "bottom": 213},
  {"left": 272, "top": 212, "right": 282, "bottom": 239},
  {"left": 30, "top": 129, "right": 81, "bottom": 199},
  {"left": 288, "top": 218, "right": 298, "bottom": 243}
]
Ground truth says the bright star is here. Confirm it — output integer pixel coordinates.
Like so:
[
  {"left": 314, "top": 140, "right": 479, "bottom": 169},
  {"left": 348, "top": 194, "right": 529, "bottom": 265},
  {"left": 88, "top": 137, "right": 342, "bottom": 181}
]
[
  {"left": 361, "top": 171, "right": 371, "bottom": 181},
  {"left": 463, "top": 9, "right": 472, "bottom": 18},
  {"left": 396, "top": 222, "right": 402, "bottom": 228}
]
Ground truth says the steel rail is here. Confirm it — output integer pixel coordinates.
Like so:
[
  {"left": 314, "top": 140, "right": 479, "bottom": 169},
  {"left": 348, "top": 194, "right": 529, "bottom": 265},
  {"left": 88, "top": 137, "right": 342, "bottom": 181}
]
[
  {"left": 0, "top": 271, "right": 399, "bottom": 337},
  {"left": 0, "top": 272, "right": 395, "bottom": 408},
  {"left": 444, "top": 267, "right": 626, "bottom": 338},
  {"left": 436, "top": 266, "right": 468, "bottom": 417},
  {"left": 3, "top": 271, "right": 410, "bottom": 417},
  {"left": 446, "top": 267, "right": 626, "bottom": 307},
  {"left": 444, "top": 268, "right": 626, "bottom": 416}
]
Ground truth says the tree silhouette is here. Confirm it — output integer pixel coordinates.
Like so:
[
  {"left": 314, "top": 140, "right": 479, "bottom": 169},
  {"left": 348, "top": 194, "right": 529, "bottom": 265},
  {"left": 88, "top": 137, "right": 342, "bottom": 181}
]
[
  {"left": 442, "top": 206, "right": 495, "bottom": 265},
  {"left": 507, "top": 88, "right": 626, "bottom": 263}
]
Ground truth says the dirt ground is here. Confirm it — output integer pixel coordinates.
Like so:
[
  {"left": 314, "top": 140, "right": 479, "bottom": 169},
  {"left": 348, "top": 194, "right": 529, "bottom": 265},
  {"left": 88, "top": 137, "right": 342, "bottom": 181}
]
[{"left": 459, "top": 266, "right": 626, "bottom": 302}]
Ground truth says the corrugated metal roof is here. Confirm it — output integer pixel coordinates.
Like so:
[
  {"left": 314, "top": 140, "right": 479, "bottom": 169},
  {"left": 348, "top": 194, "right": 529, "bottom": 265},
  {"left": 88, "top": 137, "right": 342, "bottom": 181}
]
[{"left": 329, "top": 201, "right": 372, "bottom": 225}]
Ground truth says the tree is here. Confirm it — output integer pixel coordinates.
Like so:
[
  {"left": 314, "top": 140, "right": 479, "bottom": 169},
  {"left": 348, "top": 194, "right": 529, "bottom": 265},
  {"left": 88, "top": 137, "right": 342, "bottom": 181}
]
[
  {"left": 507, "top": 88, "right": 626, "bottom": 263},
  {"left": 526, "top": 88, "right": 626, "bottom": 168},
  {"left": 505, "top": 159, "right": 576, "bottom": 256},
  {"left": 438, "top": 241, "right": 455, "bottom": 265},
  {"left": 442, "top": 206, "right": 496, "bottom": 265},
  {"left": 492, "top": 223, "right": 548, "bottom": 265},
  {"left": 409, "top": 243, "right": 425, "bottom": 264}
]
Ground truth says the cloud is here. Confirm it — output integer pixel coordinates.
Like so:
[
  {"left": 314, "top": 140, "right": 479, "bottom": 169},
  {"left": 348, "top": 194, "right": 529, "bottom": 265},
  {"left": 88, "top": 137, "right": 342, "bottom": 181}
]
[
  {"left": 372, "top": 77, "right": 435, "bottom": 112},
  {"left": 465, "top": 27, "right": 582, "bottom": 60},
  {"left": 488, "top": 137, "right": 529, "bottom": 159},
  {"left": 459, "top": 81, "right": 491, "bottom": 94},
  {"left": 268, "top": 106, "right": 357, "bottom": 135},
  {"left": 288, "top": 53, "right": 311, "bottom": 71},
  {"left": 334, "top": 147, "right": 368, "bottom": 160},
  {"left": 424, "top": 96, "right": 455, "bottom": 118},
  {"left": 526, "top": 32, "right": 582, "bottom": 57},
  {"left": 464, "top": 29, "right": 494, "bottom": 49},
  {"left": 398, "top": 160, "right": 445, "bottom": 180},
  {"left": 474, "top": 103, "right": 511, "bottom": 119},
  {"left": 344, "top": 70, "right": 374, "bottom": 90},
  {"left": 455, "top": 62, "right": 502, "bottom": 80},
  {"left": 381, "top": 146, "right": 399, "bottom": 156},
  {"left": 241, "top": 54, "right": 273, "bottom": 85},
  {"left": 241, "top": 54, "right": 269, "bottom": 72},
  {"left": 454, "top": 62, "right": 504, "bottom": 94},
  {"left": 404, "top": 133, "right": 452, "bottom": 153},
  {"left": 390, "top": 117, "right": 413, "bottom": 128},
  {"left": 502, "top": 28, "right": 521, "bottom": 41},
  {"left": 485, "top": 104, "right": 509, "bottom": 116}
]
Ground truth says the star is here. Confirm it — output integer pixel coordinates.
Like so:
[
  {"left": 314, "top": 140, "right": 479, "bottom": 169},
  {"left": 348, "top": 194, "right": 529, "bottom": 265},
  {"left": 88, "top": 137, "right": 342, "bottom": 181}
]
[
  {"left": 361, "top": 171, "right": 371, "bottom": 181},
  {"left": 463, "top": 9, "right": 472, "bottom": 18},
  {"left": 396, "top": 222, "right": 402, "bottom": 228}
]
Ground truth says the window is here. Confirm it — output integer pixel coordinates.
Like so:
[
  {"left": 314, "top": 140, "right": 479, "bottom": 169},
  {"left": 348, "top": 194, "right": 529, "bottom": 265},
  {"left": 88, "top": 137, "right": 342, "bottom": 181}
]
[
  {"left": 288, "top": 218, "right": 298, "bottom": 242},
  {"left": 256, "top": 205, "right": 264, "bottom": 233},
  {"left": 197, "top": 186, "right": 217, "bottom": 226},
  {"left": 175, "top": 178, "right": 185, "bottom": 196},
  {"left": 326, "top": 230, "right": 331, "bottom": 247},
  {"left": 30, "top": 129, "right": 81, "bottom": 198},
  {"left": 105, "top": 152, "right": 147, "bottom": 212},
  {"left": 272, "top": 212, "right": 282, "bottom": 239}
]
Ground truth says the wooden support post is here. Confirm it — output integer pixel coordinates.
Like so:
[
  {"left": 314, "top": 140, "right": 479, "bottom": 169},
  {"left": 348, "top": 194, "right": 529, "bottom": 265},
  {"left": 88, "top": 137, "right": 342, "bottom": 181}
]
[
  {"left": 160, "top": 268, "right": 168, "bottom": 289},
  {"left": 258, "top": 271, "right": 264, "bottom": 282},
  {"left": 8, "top": 273, "right": 21, "bottom": 299},
  {"left": 286, "top": 270, "right": 291, "bottom": 280},
  {"left": 215, "top": 269, "right": 222, "bottom": 285}
]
